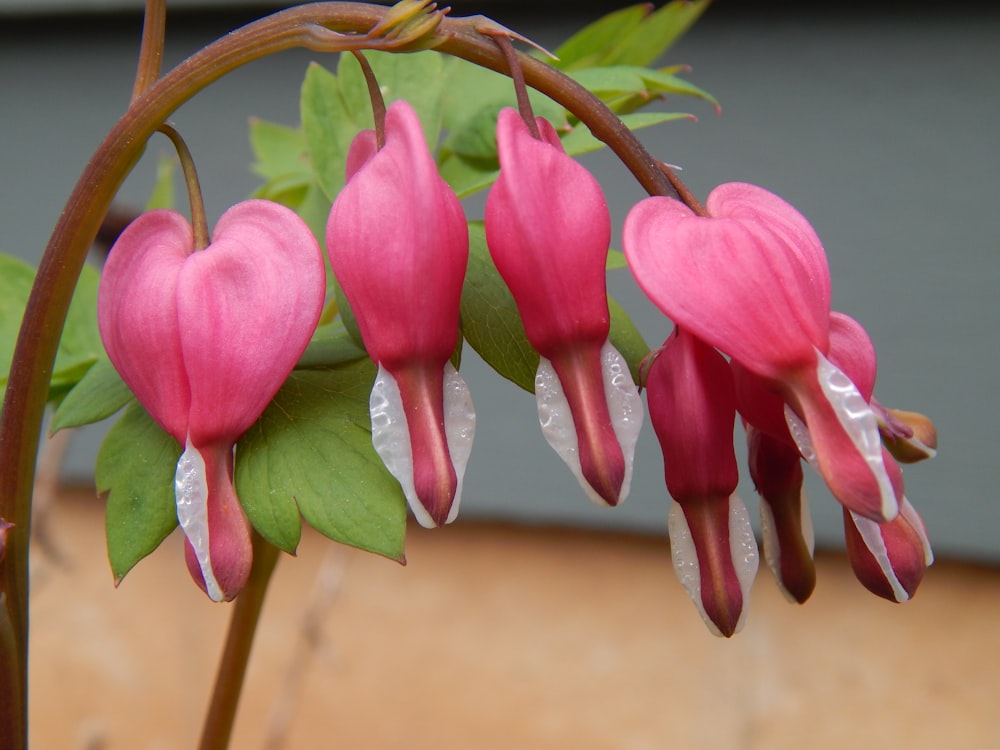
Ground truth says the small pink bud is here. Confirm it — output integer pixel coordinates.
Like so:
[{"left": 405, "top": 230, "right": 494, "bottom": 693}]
[{"left": 99, "top": 200, "right": 325, "bottom": 600}]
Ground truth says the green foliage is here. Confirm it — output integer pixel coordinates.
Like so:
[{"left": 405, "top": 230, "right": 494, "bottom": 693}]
[
  {"left": 50, "top": 357, "right": 132, "bottom": 433},
  {"left": 551, "top": 0, "right": 712, "bottom": 71},
  {"left": 0, "top": 254, "right": 105, "bottom": 405},
  {"left": 97, "top": 401, "right": 182, "bottom": 583},
  {"left": 235, "top": 362, "right": 407, "bottom": 561}
]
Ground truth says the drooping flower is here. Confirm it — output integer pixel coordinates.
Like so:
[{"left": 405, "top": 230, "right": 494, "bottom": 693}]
[
  {"left": 99, "top": 200, "right": 326, "bottom": 601},
  {"left": 326, "top": 99, "right": 474, "bottom": 529},
  {"left": 823, "top": 311, "right": 934, "bottom": 600},
  {"left": 623, "top": 182, "right": 897, "bottom": 522},
  {"left": 646, "top": 327, "right": 758, "bottom": 637},
  {"left": 485, "top": 107, "right": 643, "bottom": 507}
]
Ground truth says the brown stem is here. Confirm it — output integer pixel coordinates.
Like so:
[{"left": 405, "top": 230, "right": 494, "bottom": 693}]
[
  {"left": 490, "top": 33, "right": 539, "bottom": 139},
  {"left": 351, "top": 50, "right": 387, "bottom": 149},
  {"left": 198, "top": 533, "right": 280, "bottom": 750},
  {"left": 131, "top": 0, "right": 168, "bottom": 103},
  {"left": 159, "top": 123, "right": 211, "bottom": 250}
]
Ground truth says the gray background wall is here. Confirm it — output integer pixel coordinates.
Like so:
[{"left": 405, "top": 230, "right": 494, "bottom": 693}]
[{"left": 2, "top": 2, "right": 997, "bottom": 560}]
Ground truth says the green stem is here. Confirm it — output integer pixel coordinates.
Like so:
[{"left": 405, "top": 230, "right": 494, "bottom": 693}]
[{"left": 198, "top": 533, "right": 280, "bottom": 750}]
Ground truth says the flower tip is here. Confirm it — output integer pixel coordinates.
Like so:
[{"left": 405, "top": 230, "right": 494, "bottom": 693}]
[{"left": 668, "top": 496, "right": 759, "bottom": 638}]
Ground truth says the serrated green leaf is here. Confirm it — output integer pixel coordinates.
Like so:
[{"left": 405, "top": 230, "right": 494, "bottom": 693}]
[
  {"left": 50, "top": 357, "right": 133, "bottom": 433},
  {"left": 337, "top": 50, "right": 448, "bottom": 152},
  {"left": 1, "top": 254, "right": 104, "bottom": 400},
  {"left": 235, "top": 363, "right": 407, "bottom": 561},
  {"left": 608, "top": 0, "right": 711, "bottom": 68},
  {"left": 97, "top": 401, "right": 181, "bottom": 583},
  {"left": 460, "top": 222, "right": 539, "bottom": 392},
  {"left": 249, "top": 117, "right": 310, "bottom": 182},
  {"left": 145, "top": 155, "right": 175, "bottom": 211},
  {"left": 550, "top": 4, "right": 651, "bottom": 71},
  {"left": 301, "top": 62, "right": 363, "bottom": 203}
]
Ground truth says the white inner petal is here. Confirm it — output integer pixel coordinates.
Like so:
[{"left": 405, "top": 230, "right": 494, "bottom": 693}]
[
  {"left": 848, "top": 509, "right": 911, "bottom": 602},
  {"left": 175, "top": 438, "right": 224, "bottom": 602},
  {"left": 369, "top": 364, "right": 475, "bottom": 528},
  {"left": 759, "top": 492, "right": 813, "bottom": 603},
  {"left": 441, "top": 364, "right": 477, "bottom": 525},
  {"left": 534, "top": 340, "right": 644, "bottom": 506},
  {"left": 815, "top": 350, "right": 898, "bottom": 520},
  {"left": 667, "top": 496, "right": 759, "bottom": 637},
  {"left": 728, "top": 494, "right": 760, "bottom": 633}
]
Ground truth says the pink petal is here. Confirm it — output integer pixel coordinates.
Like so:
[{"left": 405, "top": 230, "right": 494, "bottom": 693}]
[
  {"left": 485, "top": 107, "right": 612, "bottom": 355},
  {"left": 178, "top": 200, "right": 326, "bottom": 446},
  {"left": 828, "top": 310, "right": 877, "bottom": 401},
  {"left": 98, "top": 209, "right": 192, "bottom": 442},
  {"left": 623, "top": 184, "right": 830, "bottom": 377},
  {"left": 328, "top": 100, "right": 468, "bottom": 370}
]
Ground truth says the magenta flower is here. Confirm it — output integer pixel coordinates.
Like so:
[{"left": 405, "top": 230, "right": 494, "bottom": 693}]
[
  {"left": 646, "top": 327, "right": 758, "bottom": 637},
  {"left": 485, "top": 107, "right": 643, "bottom": 507},
  {"left": 98, "top": 200, "right": 326, "bottom": 601},
  {"left": 327, "top": 100, "right": 474, "bottom": 529},
  {"left": 623, "top": 182, "right": 897, "bottom": 522}
]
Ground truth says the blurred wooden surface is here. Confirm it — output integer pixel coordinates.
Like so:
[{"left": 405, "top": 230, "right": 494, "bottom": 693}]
[{"left": 29, "top": 487, "right": 1000, "bottom": 749}]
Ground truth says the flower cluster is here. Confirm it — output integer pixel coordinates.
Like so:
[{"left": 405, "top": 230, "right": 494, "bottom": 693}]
[
  {"left": 625, "top": 183, "right": 935, "bottom": 634},
  {"left": 99, "top": 100, "right": 934, "bottom": 625}
]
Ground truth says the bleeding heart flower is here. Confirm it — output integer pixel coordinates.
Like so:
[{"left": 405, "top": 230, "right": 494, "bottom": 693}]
[
  {"left": 623, "top": 182, "right": 897, "bottom": 522},
  {"left": 646, "top": 327, "right": 758, "bottom": 637},
  {"left": 326, "top": 99, "right": 475, "bottom": 529},
  {"left": 99, "top": 199, "right": 326, "bottom": 601},
  {"left": 485, "top": 107, "right": 643, "bottom": 507}
]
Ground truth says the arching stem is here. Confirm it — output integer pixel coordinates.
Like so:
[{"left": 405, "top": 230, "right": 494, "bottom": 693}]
[{"left": 158, "top": 124, "right": 211, "bottom": 250}]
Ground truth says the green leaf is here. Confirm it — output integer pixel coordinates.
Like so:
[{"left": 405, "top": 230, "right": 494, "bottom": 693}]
[
  {"left": 0, "top": 254, "right": 104, "bottom": 402},
  {"left": 459, "top": 222, "right": 538, "bottom": 392},
  {"left": 606, "top": 249, "right": 627, "bottom": 270},
  {"left": 235, "top": 363, "right": 407, "bottom": 561},
  {"left": 50, "top": 357, "right": 133, "bottom": 433},
  {"left": 301, "top": 62, "right": 363, "bottom": 203},
  {"left": 553, "top": 0, "right": 712, "bottom": 71},
  {"left": 568, "top": 66, "right": 719, "bottom": 111},
  {"left": 297, "top": 326, "right": 369, "bottom": 370},
  {"left": 560, "top": 111, "right": 695, "bottom": 157},
  {"left": 0, "top": 253, "right": 36, "bottom": 390},
  {"left": 145, "top": 155, "right": 176, "bottom": 211},
  {"left": 249, "top": 117, "right": 310, "bottom": 182},
  {"left": 551, "top": 4, "right": 652, "bottom": 71},
  {"left": 97, "top": 401, "right": 181, "bottom": 583},
  {"left": 608, "top": 0, "right": 712, "bottom": 68}
]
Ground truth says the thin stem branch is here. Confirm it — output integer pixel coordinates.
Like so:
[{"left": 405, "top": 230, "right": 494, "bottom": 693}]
[
  {"left": 198, "top": 533, "right": 280, "bottom": 750},
  {"left": 351, "top": 50, "right": 387, "bottom": 149},
  {"left": 490, "top": 33, "right": 539, "bottom": 139},
  {"left": 158, "top": 124, "right": 211, "bottom": 249},
  {"left": 131, "top": 0, "right": 167, "bottom": 102}
]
